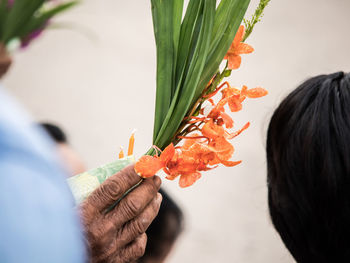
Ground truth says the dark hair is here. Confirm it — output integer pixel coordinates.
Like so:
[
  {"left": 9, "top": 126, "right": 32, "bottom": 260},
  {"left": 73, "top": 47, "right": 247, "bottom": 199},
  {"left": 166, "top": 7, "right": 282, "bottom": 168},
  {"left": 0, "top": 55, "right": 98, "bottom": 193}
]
[
  {"left": 267, "top": 72, "right": 350, "bottom": 262},
  {"left": 139, "top": 188, "right": 183, "bottom": 263},
  {"left": 40, "top": 122, "right": 67, "bottom": 143}
]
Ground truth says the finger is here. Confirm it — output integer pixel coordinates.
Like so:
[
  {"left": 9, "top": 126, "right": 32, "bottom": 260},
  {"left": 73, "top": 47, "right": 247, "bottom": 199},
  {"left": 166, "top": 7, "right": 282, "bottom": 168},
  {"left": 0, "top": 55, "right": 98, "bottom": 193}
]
[
  {"left": 115, "top": 233, "right": 147, "bottom": 263},
  {"left": 106, "top": 176, "right": 161, "bottom": 225},
  {"left": 116, "top": 192, "right": 162, "bottom": 247},
  {"left": 85, "top": 164, "right": 142, "bottom": 212}
]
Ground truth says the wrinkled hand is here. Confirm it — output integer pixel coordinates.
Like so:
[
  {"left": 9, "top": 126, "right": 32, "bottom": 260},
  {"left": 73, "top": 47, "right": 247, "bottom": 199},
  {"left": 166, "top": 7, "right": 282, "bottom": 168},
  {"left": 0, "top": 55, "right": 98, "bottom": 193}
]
[
  {"left": 0, "top": 43, "right": 11, "bottom": 79},
  {"left": 80, "top": 165, "right": 162, "bottom": 263}
]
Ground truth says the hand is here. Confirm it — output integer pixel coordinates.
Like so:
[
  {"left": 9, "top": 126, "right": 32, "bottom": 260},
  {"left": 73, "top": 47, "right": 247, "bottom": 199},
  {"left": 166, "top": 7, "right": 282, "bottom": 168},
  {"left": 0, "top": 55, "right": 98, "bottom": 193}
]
[
  {"left": 0, "top": 43, "right": 11, "bottom": 79},
  {"left": 80, "top": 164, "right": 162, "bottom": 263}
]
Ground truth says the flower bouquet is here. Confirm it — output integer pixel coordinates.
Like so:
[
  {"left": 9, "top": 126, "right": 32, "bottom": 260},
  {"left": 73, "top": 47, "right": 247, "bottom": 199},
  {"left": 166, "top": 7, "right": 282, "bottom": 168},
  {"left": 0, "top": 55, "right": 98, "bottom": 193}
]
[
  {"left": 69, "top": 0, "right": 270, "bottom": 204},
  {"left": 0, "top": 0, "right": 77, "bottom": 78},
  {"left": 0, "top": 0, "right": 77, "bottom": 48}
]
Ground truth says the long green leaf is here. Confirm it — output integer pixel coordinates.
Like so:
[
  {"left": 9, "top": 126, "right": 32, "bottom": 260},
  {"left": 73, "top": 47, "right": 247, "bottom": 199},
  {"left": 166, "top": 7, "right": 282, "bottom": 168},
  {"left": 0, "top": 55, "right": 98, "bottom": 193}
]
[
  {"left": 210, "top": 0, "right": 235, "bottom": 52},
  {"left": 151, "top": 0, "right": 181, "bottom": 141},
  {"left": 172, "top": 0, "right": 184, "bottom": 97},
  {"left": 154, "top": 0, "right": 215, "bottom": 149},
  {"left": 174, "top": 0, "right": 202, "bottom": 91},
  {"left": 0, "top": 0, "right": 8, "bottom": 38},
  {"left": 2, "top": 0, "right": 45, "bottom": 43},
  {"left": 173, "top": 1, "right": 183, "bottom": 54}
]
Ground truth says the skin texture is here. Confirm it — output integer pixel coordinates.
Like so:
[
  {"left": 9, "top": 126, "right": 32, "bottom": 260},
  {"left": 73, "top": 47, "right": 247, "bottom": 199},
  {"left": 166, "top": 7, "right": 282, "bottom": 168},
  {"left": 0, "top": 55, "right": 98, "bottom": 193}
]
[
  {"left": 80, "top": 165, "right": 162, "bottom": 263},
  {"left": 0, "top": 43, "right": 11, "bottom": 79}
]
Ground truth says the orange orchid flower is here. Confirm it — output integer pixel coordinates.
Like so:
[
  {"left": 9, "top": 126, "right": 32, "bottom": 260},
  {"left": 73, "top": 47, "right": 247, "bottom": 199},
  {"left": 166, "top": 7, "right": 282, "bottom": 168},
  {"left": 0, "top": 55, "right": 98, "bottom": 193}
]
[
  {"left": 221, "top": 86, "right": 245, "bottom": 112},
  {"left": 165, "top": 138, "right": 214, "bottom": 187},
  {"left": 201, "top": 119, "right": 226, "bottom": 140},
  {"left": 241, "top": 86, "right": 268, "bottom": 98},
  {"left": 134, "top": 144, "right": 175, "bottom": 178},
  {"left": 222, "top": 85, "right": 268, "bottom": 112},
  {"left": 201, "top": 120, "right": 246, "bottom": 166},
  {"left": 207, "top": 98, "right": 234, "bottom": 129},
  {"left": 224, "top": 25, "right": 254, "bottom": 70}
]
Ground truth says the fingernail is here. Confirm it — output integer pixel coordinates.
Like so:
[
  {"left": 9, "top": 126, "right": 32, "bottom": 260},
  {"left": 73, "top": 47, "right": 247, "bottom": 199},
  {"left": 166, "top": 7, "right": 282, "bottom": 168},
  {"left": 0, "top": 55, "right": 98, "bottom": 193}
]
[{"left": 156, "top": 193, "right": 163, "bottom": 204}]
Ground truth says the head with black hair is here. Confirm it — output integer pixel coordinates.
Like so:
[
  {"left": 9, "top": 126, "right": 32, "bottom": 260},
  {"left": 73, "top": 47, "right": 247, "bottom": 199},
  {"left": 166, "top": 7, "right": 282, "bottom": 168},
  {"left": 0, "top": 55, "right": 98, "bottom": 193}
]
[
  {"left": 41, "top": 122, "right": 67, "bottom": 144},
  {"left": 40, "top": 122, "right": 86, "bottom": 176},
  {"left": 138, "top": 188, "right": 183, "bottom": 263},
  {"left": 267, "top": 72, "right": 350, "bottom": 262}
]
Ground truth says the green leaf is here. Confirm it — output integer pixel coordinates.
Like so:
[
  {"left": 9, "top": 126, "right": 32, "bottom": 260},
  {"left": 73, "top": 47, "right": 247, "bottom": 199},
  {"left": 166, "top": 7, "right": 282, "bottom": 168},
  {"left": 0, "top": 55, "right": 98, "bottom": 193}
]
[
  {"left": 2, "top": 0, "right": 46, "bottom": 43},
  {"left": 210, "top": 0, "right": 233, "bottom": 51},
  {"left": 0, "top": 0, "right": 8, "bottom": 38},
  {"left": 174, "top": 0, "right": 203, "bottom": 90},
  {"left": 172, "top": 0, "right": 184, "bottom": 87},
  {"left": 17, "top": 1, "right": 78, "bottom": 40},
  {"left": 223, "top": 69, "right": 232, "bottom": 77},
  {"left": 154, "top": 0, "right": 215, "bottom": 149},
  {"left": 151, "top": 0, "right": 182, "bottom": 141}
]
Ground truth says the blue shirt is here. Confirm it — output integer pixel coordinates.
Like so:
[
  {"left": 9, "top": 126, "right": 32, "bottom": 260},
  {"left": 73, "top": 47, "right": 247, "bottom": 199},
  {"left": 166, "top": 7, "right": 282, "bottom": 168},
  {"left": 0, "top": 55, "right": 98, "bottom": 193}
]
[{"left": 0, "top": 86, "right": 85, "bottom": 262}]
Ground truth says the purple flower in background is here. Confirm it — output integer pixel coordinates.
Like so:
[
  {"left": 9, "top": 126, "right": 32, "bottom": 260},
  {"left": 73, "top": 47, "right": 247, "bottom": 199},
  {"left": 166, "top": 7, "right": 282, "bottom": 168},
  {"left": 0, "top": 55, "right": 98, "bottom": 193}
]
[{"left": 21, "top": 23, "right": 48, "bottom": 48}]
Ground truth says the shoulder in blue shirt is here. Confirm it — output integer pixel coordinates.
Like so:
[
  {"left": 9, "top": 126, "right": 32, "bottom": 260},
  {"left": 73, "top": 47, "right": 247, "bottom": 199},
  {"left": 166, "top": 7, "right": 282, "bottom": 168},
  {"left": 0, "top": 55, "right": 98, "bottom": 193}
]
[{"left": 0, "top": 86, "right": 86, "bottom": 263}]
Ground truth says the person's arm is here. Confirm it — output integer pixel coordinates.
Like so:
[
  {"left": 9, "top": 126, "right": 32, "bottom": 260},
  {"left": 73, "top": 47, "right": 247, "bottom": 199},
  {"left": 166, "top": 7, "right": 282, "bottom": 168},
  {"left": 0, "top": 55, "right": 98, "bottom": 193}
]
[
  {"left": 81, "top": 165, "right": 162, "bottom": 263},
  {"left": 0, "top": 44, "right": 162, "bottom": 263}
]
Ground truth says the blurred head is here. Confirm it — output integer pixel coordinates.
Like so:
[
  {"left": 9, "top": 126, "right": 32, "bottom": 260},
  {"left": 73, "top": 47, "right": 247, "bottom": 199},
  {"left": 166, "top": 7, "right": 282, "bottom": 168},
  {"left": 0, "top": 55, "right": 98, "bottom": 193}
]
[
  {"left": 41, "top": 123, "right": 86, "bottom": 176},
  {"left": 138, "top": 188, "right": 184, "bottom": 263},
  {"left": 267, "top": 72, "right": 350, "bottom": 262}
]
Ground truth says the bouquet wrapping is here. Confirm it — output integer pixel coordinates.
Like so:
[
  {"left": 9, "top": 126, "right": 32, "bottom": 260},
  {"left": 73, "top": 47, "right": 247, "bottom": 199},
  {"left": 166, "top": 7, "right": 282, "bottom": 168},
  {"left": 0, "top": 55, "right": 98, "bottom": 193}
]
[{"left": 67, "top": 156, "right": 135, "bottom": 204}]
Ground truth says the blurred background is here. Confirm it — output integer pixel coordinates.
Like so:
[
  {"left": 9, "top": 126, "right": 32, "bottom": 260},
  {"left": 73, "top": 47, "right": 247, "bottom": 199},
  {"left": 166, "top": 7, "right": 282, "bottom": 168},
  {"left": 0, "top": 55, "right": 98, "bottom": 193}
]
[{"left": 2, "top": 0, "right": 350, "bottom": 262}]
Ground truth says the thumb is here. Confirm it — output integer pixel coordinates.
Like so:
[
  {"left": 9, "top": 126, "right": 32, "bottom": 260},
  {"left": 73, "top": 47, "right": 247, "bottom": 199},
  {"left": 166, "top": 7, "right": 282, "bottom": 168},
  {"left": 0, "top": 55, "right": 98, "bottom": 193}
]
[{"left": 84, "top": 164, "right": 142, "bottom": 213}]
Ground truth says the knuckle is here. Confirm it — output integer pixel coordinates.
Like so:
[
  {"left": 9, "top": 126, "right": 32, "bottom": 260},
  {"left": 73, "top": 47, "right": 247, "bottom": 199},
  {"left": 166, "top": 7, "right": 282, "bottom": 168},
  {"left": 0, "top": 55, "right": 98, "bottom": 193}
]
[
  {"left": 132, "top": 218, "right": 147, "bottom": 236},
  {"left": 101, "top": 178, "right": 122, "bottom": 198},
  {"left": 102, "top": 220, "right": 115, "bottom": 235},
  {"left": 123, "top": 197, "right": 141, "bottom": 218},
  {"left": 119, "top": 165, "right": 139, "bottom": 183}
]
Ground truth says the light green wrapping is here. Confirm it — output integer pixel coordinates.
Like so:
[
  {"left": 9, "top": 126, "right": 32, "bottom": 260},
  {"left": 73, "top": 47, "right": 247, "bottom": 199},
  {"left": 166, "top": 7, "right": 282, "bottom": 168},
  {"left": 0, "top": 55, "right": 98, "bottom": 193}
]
[{"left": 67, "top": 156, "right": 135, "bottom": 205}]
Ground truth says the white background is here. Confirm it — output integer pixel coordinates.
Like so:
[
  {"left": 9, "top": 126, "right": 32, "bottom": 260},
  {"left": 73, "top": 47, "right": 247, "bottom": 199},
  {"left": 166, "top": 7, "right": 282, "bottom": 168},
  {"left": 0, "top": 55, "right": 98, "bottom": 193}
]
[{"left": 3, "top": 0, "right": 350, "bottom": 262}]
